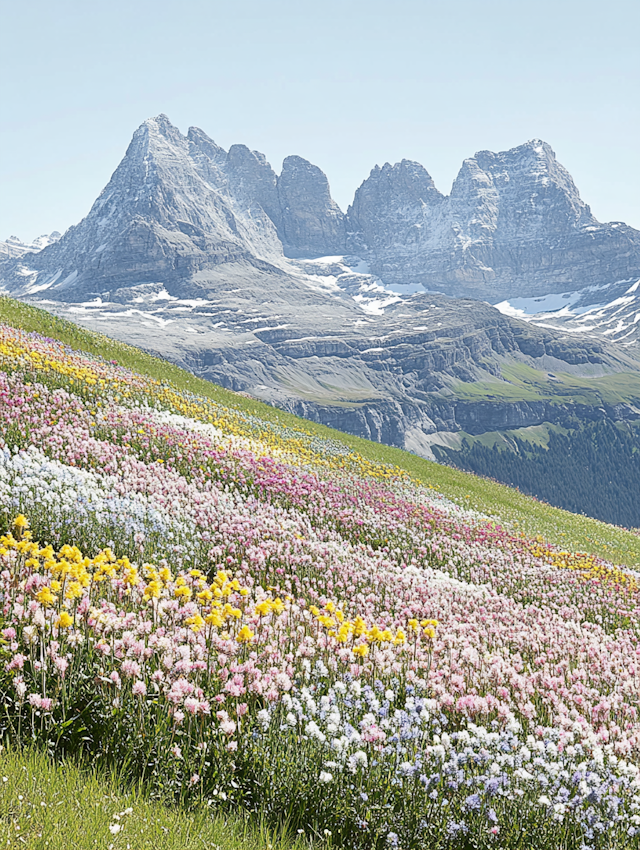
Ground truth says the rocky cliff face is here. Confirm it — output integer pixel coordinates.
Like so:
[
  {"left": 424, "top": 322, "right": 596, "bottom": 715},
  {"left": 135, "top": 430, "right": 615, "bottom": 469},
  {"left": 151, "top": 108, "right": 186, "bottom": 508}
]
[
  {"left": 277, "top": 156, "right": 346, "bottom": 257},
  {"left": 0, "top": 115, "right": 347, "bottom": 302},
  {"left": 346, "top": 140, "right": 640, "bottom": 300}
]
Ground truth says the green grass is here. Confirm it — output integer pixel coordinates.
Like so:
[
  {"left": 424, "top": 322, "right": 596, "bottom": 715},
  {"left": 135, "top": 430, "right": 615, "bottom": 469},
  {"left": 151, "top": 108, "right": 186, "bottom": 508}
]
[
  {"left": 2, "top": 295, "right": 640, "bottom": 567},
  {"left": 0, "top": 746, "right": 310, "bottom": 850},
  {"left": 452, "top": 360, "right": 640, "bottom": 406}
]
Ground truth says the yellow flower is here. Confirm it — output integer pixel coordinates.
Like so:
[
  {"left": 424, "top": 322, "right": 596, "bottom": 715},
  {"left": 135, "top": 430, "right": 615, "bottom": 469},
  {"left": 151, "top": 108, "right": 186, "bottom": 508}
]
[
  {"left": 424, "top": 626, "right": 436, "bottom": 640},
  {"left": 143, "top": 579, "right": 163, "bottom": 600},
  {"left": 393, "top": 628, "right": 406, "bottom": 645},
  {"left": 352, "top": 644, "right": 369, "bottom": 658},
  {"left": 56, "top": 611, "right": 73, "bottom": 629},
  {"left": 205, "top": 611, "right": 223, "bottom": 628},
  {"left": 174, "top": 585, "right": 192, "bottom": 599},
  {"left": 13, "top": 515, "right": 29, "bottom": 530},
  {"left": 36, "top": 587, "right": 57, "bottom": 607},
  {"left": 255, "top": 600, "right": 272, "bottom": 617},
  {"left": 185, "top": 614, "right": 205, "bottom": 632},
  {"left": 65, "top": 581, "right": 83, "bottom": 600},
  {"left": 236, "top": 625, "right": 255, "bottom": 644},
  {"left": 353, "top": 616, "right": 368, "bottom": 638},
  {"left": 196, "top": 588, "right": 214, "bottom": 603}
]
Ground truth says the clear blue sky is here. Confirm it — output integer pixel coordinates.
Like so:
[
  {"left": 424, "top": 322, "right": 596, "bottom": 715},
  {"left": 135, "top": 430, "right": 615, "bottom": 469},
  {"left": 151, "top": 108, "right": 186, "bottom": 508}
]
[{"left": 2, "top": 0, "right": 639, "bottom": 241}]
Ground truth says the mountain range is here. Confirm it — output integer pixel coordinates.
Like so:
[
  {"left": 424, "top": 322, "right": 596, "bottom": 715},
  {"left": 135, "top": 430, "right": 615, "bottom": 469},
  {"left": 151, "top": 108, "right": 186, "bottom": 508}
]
[{"left": 2, "top": 114, "right": 640, "bottom": 524}]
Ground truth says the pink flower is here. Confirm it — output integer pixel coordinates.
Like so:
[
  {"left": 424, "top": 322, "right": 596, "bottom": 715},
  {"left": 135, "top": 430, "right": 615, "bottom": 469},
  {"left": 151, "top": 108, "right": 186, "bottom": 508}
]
[
  {"left": 132, "top": 680, "right": 147, "bottom": 697},
  {"left": 220, "top": 719, "right": 236, "bottom": 736},
  {"left": 184, "top": 696, "right": 199, "bottom": 715},
  {"left": 54, "top": 656, "right": 69, "bottom": 677},
  {"left": 236, "top": 703, "right": 249, "bottom": 717},
  {"left": 121, "top": 659, "right": 141, "bottom": 678}
]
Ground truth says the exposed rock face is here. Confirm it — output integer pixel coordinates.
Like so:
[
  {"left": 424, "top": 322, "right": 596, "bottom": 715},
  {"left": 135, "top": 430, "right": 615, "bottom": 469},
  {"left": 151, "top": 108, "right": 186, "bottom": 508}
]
[
  {"left": 225, "top": 144, "right": 282, "bottom": 231},
  {"left": 347, "top": 140, "right": 640, "bottom": 300},
  {"left": 348, "top": 159, "right": 444, "bottom": 253},
  {"left": 0, "top": 116, "right": 347, "bottom": 301},
  {"left": 277, "top": 156, "right": 346, "bottom": 257},
  {"left": 29, "top": 288, "right": 640, "bottom": 452}
]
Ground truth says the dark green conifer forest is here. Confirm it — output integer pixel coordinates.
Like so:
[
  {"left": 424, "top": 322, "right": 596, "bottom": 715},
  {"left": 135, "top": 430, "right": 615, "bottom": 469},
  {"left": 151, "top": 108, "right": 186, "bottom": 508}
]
[{"left": 433, "top": 420, "right": 640, "bottom": 529}]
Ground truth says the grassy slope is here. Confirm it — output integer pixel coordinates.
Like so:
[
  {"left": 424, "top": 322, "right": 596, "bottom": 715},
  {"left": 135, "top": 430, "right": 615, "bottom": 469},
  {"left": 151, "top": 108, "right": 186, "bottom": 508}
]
[
  {"left": 452, "top": 361, "right": 640, "bottom": 406},
  {"left": 0, "top": 748, "right": 307, "bottom": 850},
  {"left": 2, "top": 295, "right": 639, "bottom": 567}
]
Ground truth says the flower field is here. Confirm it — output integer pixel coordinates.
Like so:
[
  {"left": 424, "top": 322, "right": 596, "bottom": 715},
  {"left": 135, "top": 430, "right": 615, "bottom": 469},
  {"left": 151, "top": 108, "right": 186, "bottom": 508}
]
[{"left": 1, "top": 320, "right": 640, "bottom": 849}]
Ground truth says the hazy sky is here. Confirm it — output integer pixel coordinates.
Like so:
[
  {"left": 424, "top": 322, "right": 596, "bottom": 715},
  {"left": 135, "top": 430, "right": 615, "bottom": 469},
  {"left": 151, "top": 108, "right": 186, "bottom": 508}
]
[{"left": 2, "top": 0, "right": 639, "bottom": 241}]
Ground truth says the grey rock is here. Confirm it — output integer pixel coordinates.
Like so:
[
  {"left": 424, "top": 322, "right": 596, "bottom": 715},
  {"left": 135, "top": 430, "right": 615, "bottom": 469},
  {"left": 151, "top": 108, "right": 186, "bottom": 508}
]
[
  {"left": 348, "top": 159, "right": 444, "bottom": 253},
  {"left": 348, "top": 140, "right": 640, "bottom": 301},
  {"left": 0, "top": 232, "right": 61, "bottom": 259},
  {"left": 277, "top": 155, "right": 346, "bottom": 257}
]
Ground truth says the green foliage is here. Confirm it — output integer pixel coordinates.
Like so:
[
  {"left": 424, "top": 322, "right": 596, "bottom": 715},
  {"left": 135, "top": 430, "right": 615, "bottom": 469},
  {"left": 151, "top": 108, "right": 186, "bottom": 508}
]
[
  {"left": 435, "top": 419, "right": 640, "bottom": 529},
  {"left": 0, "top": 746, "right": 309, "bottom": 850}
]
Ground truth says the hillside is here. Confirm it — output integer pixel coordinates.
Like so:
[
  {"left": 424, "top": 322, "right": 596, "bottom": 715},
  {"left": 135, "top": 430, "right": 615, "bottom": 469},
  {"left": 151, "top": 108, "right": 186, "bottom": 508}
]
[
  {"left": 2, "top": 299, "right": 640, "bottom": 849},
  {"left": 1, "top": 295, "right": 638, "bottom": 564},
  {"left": 3, "top": 116, "right": 640, "bottom": 526}
]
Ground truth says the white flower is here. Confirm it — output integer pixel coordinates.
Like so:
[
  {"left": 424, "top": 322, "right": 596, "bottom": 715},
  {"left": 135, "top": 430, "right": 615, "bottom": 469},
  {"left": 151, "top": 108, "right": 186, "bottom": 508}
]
[
  {"left": 257, "top": 709, "right": 271, "bottom": 730},
  {"left": 348, "top": 751, "right": 368, "bottom": 773},
  {"left": 304, "top": 721, "right": 326, "bottom": 743},
  {"left": 319, "top": 771, "right": 333, "bottom": 784},
  {"left": 109, "top": 824, "right": 122, "bottom": 835},
  {"left": 538, "top": 796, "right": 551, "bottom": 807},
  {"left": 514, "top": 768, "right": 534, "bottom": 781}
]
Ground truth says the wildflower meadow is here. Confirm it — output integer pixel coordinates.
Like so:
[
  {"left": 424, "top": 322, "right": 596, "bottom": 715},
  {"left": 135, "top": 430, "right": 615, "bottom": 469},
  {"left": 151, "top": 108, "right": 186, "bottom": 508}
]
[{"left": 1, "top": 320, "right": 640, "bottom": 849}]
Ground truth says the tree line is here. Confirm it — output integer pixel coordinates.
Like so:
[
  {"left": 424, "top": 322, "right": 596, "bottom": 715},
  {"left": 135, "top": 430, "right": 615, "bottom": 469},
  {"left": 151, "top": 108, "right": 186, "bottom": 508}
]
[{"left": 433, "top": 419, "right": 640, "bottom": 529}]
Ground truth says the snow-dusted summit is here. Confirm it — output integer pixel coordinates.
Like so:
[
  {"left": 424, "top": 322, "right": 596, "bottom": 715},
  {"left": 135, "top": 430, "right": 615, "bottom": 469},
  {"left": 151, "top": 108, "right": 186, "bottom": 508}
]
[{"left": 0, "top": 232, "right": 60, "bottom": 260}]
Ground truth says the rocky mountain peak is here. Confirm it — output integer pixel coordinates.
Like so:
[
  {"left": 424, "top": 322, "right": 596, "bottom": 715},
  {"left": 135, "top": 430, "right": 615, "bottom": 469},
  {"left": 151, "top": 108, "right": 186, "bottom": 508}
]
[
  {"left": 4, "top": 118, "right": 640, "bottom": 308},
  {"left": 276, "top": 155, "right": 346, "bottom": 257},
  {"left": 225, "top": 144, "right": 281, "bottom": 227},
  {"left": 451, "top": 138, "right": 596, "bottom": 239},
  {"left": 347, "top": 159, "right": 444, "bottom": 252},
  {"left": 0, "top": 232, "right": 61, "bottom": 259}
]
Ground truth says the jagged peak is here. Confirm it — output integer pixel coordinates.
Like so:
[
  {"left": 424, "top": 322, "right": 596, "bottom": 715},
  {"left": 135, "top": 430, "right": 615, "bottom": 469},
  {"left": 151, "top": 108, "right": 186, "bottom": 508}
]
[
  {"left": 187, "top": 125, "right": 226, "bottom": 162},
  {"left": 351, "top": 158, "right": 443, "bottom": 211},
  {"left": 472, "top": 138, "right": 558, "bottom": 172}
]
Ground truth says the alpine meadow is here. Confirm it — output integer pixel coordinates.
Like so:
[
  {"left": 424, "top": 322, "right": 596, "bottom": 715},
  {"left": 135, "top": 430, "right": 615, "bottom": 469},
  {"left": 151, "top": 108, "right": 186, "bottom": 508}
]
[{"left": 1, "top": 299, "right": 640, "bottom": 849}]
